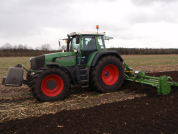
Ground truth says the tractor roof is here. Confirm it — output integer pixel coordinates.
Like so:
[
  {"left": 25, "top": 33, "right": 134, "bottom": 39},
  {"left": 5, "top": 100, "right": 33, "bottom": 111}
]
[{"left": 69, "top": 31, "right": 105, "bottom": 36}]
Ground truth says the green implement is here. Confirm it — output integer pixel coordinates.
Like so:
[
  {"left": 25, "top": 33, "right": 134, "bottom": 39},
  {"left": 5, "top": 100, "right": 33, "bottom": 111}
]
[{"left": 123, "top": 63, "right": 178, "bottom": 95}]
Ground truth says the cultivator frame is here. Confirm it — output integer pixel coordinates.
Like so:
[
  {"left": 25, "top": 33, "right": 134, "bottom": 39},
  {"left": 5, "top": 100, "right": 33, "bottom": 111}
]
[{"left": 123, "top": 63, "right": 178, "bottom": 95}]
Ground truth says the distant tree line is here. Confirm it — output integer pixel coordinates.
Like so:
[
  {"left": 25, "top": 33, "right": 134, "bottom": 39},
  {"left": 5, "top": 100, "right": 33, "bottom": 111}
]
[
  {"left": 107, "top": 47, "right": 178, "bottom": 55},
  {"left": 0, "top": 43, "right": 178, "bottom": 57},
  {"left": 0, "top": 43, "right": 63, "bottom": 57}
]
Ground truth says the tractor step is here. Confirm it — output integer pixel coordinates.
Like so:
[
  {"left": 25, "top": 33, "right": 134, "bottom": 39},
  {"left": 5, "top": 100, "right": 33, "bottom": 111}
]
[
  {"left": 80, "top": 68, "right": 87, "bottom": 74},
  {"left": 80, "top": 74, "right": 87, "bottom": 80},
  {"left": 79, "top": 67, "right": 88, "bottom": 86}
]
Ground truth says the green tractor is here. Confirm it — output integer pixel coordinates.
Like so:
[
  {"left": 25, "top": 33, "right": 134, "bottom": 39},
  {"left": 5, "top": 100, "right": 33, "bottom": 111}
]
[
  {"left": 2, "top": 31, "right": 125, "bottom": 101},
  {"left": 2, "top": 28, "right": 178, "bottom": 102}
]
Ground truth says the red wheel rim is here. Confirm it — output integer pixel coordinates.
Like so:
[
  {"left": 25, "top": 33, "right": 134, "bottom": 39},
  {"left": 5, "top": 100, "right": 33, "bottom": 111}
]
[
  {"left": 41, "top": 74, "right": 64, "bottom": 97},
  {"left": 102, "top": 64, "right": 119, "bottom": 85}
]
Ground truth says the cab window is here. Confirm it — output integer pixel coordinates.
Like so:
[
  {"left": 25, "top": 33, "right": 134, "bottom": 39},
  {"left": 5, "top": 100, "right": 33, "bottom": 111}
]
[
  {"left": 97, "top": 36, "right": 105, "bottom": 50},
  {"left": 81, "top": 36, "right": 96, "bottom": 51}
]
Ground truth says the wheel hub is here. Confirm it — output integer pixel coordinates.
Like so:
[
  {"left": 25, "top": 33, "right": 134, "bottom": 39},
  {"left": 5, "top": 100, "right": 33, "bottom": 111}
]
[
  {"left": 104, "top": 71, "right": 109, "bottom": 77},
  {"left": 47, "top": 80, "right": 56, "bottom": 89}
]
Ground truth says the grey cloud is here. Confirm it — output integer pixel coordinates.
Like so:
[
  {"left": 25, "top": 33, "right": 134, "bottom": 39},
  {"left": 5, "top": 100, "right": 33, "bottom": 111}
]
[
  {"left": 0, "top": 0, "right": 117, "bottom": 37},
  {"left": 112, "top": 30, "right": 149, "bottom": 40},
  {"left": 0, "top": 0, "right": 78, "bottom": 38},
  {"left": 126, "top": 11, "right": 177, "bottom": 24},
  {"left": 124, "top": 0, "right": 178, "bottom": 25},
  {"left": 131, "top": 0, "right": 178, "bottom": 6},
  {"left": 1, "top": 0, "right": 178, "bottom": 49}
]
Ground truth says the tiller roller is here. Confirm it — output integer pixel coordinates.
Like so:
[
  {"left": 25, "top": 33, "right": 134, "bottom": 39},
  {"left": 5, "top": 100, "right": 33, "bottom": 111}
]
[{"left": 123, "top": 63, "right": 178, "bottom": 95}]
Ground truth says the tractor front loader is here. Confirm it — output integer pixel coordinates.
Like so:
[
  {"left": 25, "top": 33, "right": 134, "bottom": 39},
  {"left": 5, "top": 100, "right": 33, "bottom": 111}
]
[{"left": 2, "top": 26, "right": 178, "bottom": 102}]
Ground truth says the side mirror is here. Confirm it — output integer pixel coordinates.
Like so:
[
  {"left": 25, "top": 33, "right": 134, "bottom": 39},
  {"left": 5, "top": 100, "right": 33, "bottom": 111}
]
[
  {"left": 76, "top": 36, "right": 80, "bottom": 44},
  {"left": 58, "top": 40, "right": 60, "bottom": 47}
]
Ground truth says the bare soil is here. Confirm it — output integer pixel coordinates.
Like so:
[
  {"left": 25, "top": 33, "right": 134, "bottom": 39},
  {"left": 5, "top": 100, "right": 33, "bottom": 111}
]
[{"left": 0, "top": 71, "right": 178, "bottom": 134}]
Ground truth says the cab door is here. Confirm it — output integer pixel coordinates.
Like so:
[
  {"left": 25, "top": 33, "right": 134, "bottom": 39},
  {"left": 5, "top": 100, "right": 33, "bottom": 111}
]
[{"left": 80, "top": 35, "right": 97, "bottom": 64}]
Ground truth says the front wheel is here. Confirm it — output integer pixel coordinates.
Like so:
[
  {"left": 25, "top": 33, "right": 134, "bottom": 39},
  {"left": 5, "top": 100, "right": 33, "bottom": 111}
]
[
  {"left": 91, "top": 55, "right": 124, "bottom": 93},
  {"left": 31, "top": 66, "right": 71, "bottom": 102}
]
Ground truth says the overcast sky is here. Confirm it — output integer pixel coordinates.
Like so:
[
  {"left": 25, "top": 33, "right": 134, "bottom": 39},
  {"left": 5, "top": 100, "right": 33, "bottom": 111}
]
[{"left": 0, "top": 0, "right": 178, "bottom": 49}]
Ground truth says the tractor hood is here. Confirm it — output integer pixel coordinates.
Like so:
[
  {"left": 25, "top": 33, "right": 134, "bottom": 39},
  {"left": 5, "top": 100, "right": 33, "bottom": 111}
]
[
  {"left": 30, "top": 52, "right": 76, "bottom": 70},
  {"left": 30, "top": 55, "right": 45, "bottom": 70}
]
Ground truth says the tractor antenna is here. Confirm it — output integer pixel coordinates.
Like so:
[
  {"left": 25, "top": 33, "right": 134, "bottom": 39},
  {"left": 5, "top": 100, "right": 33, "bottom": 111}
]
[{"left": 96, "top": 25, "right": 99, "bottom": 35}]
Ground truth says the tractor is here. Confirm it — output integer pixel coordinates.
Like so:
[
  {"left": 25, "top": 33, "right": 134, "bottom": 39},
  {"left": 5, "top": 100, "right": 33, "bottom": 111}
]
[
  {"left": 2, "top": 26, "right": 178, "bottom": 102},
  {"left": 2, "top": 28, "right": 125, "bottom": 101}
]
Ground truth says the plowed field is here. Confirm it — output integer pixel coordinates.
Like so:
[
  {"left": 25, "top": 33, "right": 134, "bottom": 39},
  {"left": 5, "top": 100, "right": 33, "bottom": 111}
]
[{"left": 0, "top": 71, "right": 178, "bottom": 134}]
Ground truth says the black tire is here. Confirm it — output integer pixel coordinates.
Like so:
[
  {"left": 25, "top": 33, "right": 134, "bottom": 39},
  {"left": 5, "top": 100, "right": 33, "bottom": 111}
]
[
  {"left": 91, "top": 55, "right": 124, "bottom": 93},
  {"left": 31, "top": 66, "right": 71, "bottom": 102}
]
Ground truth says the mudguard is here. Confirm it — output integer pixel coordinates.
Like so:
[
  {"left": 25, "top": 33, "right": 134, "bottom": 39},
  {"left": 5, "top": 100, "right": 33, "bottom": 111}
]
[
  {"left": 91, "top": 51, "right": 123, "bottom": 66},
  {"left": 3, "top": 67, "right": 23, "bottom": 86},
  {"left": 46, "top": 62, "right": 75, "bottom": 85}
]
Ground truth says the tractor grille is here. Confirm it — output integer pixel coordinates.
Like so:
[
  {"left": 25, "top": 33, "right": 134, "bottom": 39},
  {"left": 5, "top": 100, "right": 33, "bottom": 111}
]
[{"left": 30, "top": 55, "right": 45, "bottom": 70}]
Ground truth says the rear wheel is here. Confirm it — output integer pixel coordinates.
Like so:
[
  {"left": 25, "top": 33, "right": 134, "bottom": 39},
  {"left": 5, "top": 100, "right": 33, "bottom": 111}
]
[
  {"left": 91, "top": 55, "right": 124, "bottom": 92},
  {"left": 31, "top": 66, "right": 71, "bottom": 102}
]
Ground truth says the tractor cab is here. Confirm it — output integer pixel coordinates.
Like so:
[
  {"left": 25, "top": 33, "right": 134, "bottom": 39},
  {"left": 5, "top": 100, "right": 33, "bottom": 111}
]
[
  {"left": 61, "top": 31, "right": 113, "bottom": 65},
  {"left": 69, "top": 31, "right": 106, "bottom": 51}
]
